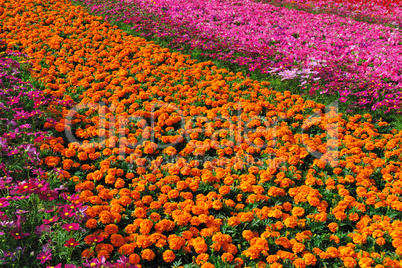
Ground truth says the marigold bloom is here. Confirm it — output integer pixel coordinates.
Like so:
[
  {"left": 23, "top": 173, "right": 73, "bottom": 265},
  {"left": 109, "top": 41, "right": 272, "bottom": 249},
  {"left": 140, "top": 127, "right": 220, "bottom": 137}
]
[
  {"left": 118, "top": 244, "right": 134, "bottom": 255},
  {"left": 85, "top": 219, "right": 98, "bottom": 229},
  {"left": 104, "top": 224, "right": 119, "bottom": 235},
  {"left": 196, "top": 253, "right": 209, "bottom": 265},
  {"left": 110, "top": 234, "right": 125, "bottom": 247},
  {"left": 328, "top": 222, "right": 338, "bottom": 233},
  {"left": 376, "top": 237, "right": 386, "bottom": 246},
  {"left": 192, "top": 237, "right": 208, "bottom": 254},
  {"left": 81, "top": 249, "right": 95, "bottom": 259},
  {"left": 303, "top": 252, "right": 316, "bottom": 265},
  {"left": 141, "top": 249, "right": 155, "bottom": 261},
  {"left": 162, "top": 250, "right": 176, "bottom": 263},
  {"left": 343, "top": 256, "right": 357, "bottom": 267},
  {"left": 291, "top": 207, "right": 305, "bottom": 217},
  {"left": 129, "top": 253, "right": 140, "bottom": 264},
  {"left": 242, "top": 230, "right": 255, "bottom": 241}
]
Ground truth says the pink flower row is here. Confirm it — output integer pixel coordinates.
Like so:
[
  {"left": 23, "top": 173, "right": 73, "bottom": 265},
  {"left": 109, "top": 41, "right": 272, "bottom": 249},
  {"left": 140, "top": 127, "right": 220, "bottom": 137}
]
[{"left": 89, "top": 0, "right": 402, "bottom": 113}]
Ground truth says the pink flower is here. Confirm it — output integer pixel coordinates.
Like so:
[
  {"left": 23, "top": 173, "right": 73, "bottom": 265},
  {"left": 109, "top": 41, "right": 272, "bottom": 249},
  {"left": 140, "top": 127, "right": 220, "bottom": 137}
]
[
  {"left": 0, "top": 200, "right": 10, "bottom": 208},
  {"left": 9, "top": 229, "right": 30, "bottom": 240},
  {"left": 46, "top": 264, "right": 62, "bottom": 268},
  {"left": 65, "top": 264, "right": 81, "bottom": 268},
  {"left": 37, "top": 250, "right": 52, "bottom": 264},
  {"left": 60, "top": 208, "right": 76, "bottom": 219},
  {"left": 43, "top": 216, "right": 59, "bottom": 224},
  {"left": 64, "top": 238, "right": 79, "bottom": 248},
  {"left": 62, "top": 223, "right": 80, "bottom": 232}
]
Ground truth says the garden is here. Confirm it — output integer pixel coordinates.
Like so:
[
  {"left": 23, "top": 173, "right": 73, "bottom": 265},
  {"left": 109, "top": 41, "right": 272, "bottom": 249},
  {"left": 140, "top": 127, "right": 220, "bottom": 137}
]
[{"left": 0, "top": 0, "right": 402, "bottom": 267}]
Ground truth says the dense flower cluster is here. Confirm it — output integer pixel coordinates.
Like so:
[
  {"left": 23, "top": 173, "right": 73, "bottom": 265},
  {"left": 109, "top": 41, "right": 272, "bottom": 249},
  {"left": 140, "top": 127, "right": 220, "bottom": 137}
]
[
  {"left": 2, "top": 0, "right": 402, "bottom": 267},
  {"left": 81, "top": 0, "right": 402, "bottom": 114},
  {"left": 0, "top": 49, "right": 90, "bottom": 266},
  {"left": 264, "top": 0, "right": 402, "bottom": 28}
]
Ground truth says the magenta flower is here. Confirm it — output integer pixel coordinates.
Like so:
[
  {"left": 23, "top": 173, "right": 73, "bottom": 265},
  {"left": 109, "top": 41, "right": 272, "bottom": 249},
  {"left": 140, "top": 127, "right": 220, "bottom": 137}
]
[
  {"left": 43, "top": 216, "right": 59, "bottom": 224},
  {"left": 83, "top": 256, "right": 111, "bottom": 268},
  {"left": 60, "top": 208, "right": 76, "bottom": 219},
  {"left": 62, "top": 223, "right": 80, "bottom": 232},
  {"left": 35, "top": 224, "right": 51, "bottom": 235},
  {"left": 16, "top": 183, "right": 33, "bottom": 194},
  {"left": 64, "top": 237, "right": 80, "bottom": 248},
  {"left": 0, "top": 200, "right": 10, "bottom": 208},
  {"left": 6, "top": 96, "right": 20, "bottom": 106},
  {"left": 14, "top": 209, "right": 29, "bottom": 215},
  {"left": 39, "top": 190, "right": 59, "bottom": 201},
  {"left": 46, "top": 264, "right": 62, "bottom": 268},
  {"left": 19, "top": 124, "right": 31, "bottom": 129},
  {"left": 37, "top": 250, "right": 52, "bottom": 264},
  {"left": 116, "top": 255, "right": 138, "bottom": 267},
  {"left": 35, "top": 181, "right": 50, "bottom": 192},
  {"left": 9, "top": 229, "right": 30, "bottom": 240},
  {"left": 86, "top": 235, "right": 104, "bottom": 245},
  {"left": 65, "top": 265, "right": 81, "bottom": 268}
]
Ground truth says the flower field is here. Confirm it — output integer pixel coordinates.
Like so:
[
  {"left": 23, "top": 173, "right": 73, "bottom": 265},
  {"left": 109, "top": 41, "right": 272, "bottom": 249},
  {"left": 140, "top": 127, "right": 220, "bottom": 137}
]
[
  {"left": 1, "top": 0, "right": 402, "bottom": 267},
  {"left": 80, "top": 0, "right": 402, "bottom": 114}
]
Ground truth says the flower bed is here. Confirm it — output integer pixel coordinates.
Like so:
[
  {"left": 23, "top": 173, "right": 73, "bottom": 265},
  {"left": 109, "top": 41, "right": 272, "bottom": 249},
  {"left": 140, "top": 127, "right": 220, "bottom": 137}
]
[
  {"left": 0, "top": 48, "right": 93, "bottom": 266},
  {"left": 2, "top": 0, "right": 402, "bottom": 267},
  {"left": 81, "top": 0, "right": 402, "bottom": 114},
  {"left": 262, "top": 0, "right": 402, "bottom": 28}
]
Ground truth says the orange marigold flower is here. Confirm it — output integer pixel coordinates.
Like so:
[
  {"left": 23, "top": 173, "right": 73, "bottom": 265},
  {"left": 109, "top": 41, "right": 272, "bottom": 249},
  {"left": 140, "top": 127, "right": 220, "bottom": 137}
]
[
  {"left": 45, "top": 156, "right": 60, "bottom": 167},
  {"left": 110, "top": 234, "right": 125, "bottom": 248},
  {"left": 292, "top": 242, "right": 305, "bottom": 254},
  {"left": 302, "top": 252, "right": 316, "bottom": 265},
  {"left": 326, "top": 247, "right": 339, "bottom": 258},
  {"left": 141, "top": 249, "right": 156, "bottom": 261},
  {"left": 343, "top": 256, "right": 357, "bottom": 268},
  {"left": 105, "top": 224, "right": 119, "bottom": 234},
  {"left": 85, "top": 219, "right": 98, "bottom": 229},
  {"left": 134, "top": 207, "right": 147, "bottom": 218},
  {"left": 168, "top": 189, "right": 180, "bottom": 199},
  {"left": 201, "top": 263, "right": 215, "bottom": 268},
  {"left": 162, "top": 250, "right": 176, "bottom": 263},
  {"left": 196, "top": 253, "right": 209, "bottom": 265},
  {"left": 330, "top": 235, "right": 340, "bottom": 244},
  {"left": 291, "top": 207, "right": 305, "bottom": 217},
  {"left": 115, "top": 178, "right": 125, "bottom": 189},
  {"left": 328, "top": 222, "right": 338, "bottom": 233},
  {"left": 234, "top": 257, "right": 244, "bottom": 268},
  {"left": 359, "top": 257, "right": 374, "bottom": 267},
  {"left": 118, "top": 244, "right": 134, "bottom": 255},
  {"left": 192, "top": 237, "right": 208, "bottom": 254},
  {"left": 242, "top": 230, "right": 255, "bottom": 241},
  {"left": 293, "top": 258, "right": 306, "bottom": 268},
  {"left": 283, "top": 216, "right": 298, "bottom": 228},
  {"left": 139, "top": 219, "right": 154, "bottom": 235},
  {"left": 221, "top": 252, "right": 234, "bottom": 262},
  {"left": 168, "top": 235, "right": 186, "bottom": 250},
  {"left": 376, "top": 237, "right": 386, "bottom": 246},
  {"left": 129, "top": 253, "right": 141, "bottom": 264},
  {"left": 82, "top": 249, "right": 95, "bottom": 259}
]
